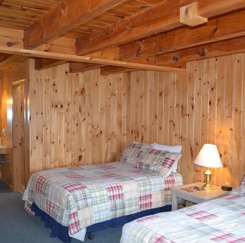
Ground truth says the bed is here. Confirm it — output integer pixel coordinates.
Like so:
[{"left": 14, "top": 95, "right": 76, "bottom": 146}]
[
  {"left": 22, "top": 142, "right": 183, "bottom": 242},
  {"left": 120, "top": 174, "right": 245, "bottom": 243}
]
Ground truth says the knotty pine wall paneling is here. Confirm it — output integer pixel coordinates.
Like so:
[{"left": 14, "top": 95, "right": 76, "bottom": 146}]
[
  {"left": 12, "top": 82, "right": 25, "bottom": 191},
  {"left": 0, "top": 61, "right": 28, "bottom": 190},
  {"left": 28, "top": 60, "right": 128, "bottom": 174},
  {"left": 28, "top": 53, "right": 245, "bottom": 188},
  {"left": 178, "top": 54, "right": 245, "bottom": 187},
  {"left": 0, "top": 73, "right": 1, "bottom": 142}
]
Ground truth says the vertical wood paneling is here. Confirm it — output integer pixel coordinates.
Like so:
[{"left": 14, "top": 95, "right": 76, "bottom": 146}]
[
  {"left": 36, "top": 71, "right": 44, "bottom": 170},
  {"left": 174, "top": 72, "right": 182, "bottom": 171},
  {"left": 12, "top": 83, "right": 25, "bottom": 191},
  {"left": 242, "top": 54, "right": 245, "bottom": 182},
  {"left": 169, "top": 73, "right": 176, "bottom": 145},
  {"left": 223, "top": 56, "right": 234, "bottom": 185},
  {"left": 158, "top": 73, "right": 165, "bottom": 145},
  {"left": 187, "top": 62, "right": 195, "bottom": 183},
  {"left": 27, "top": 53, "right": 245, "bottom": 188},
  {"left": 121, "top": 73, "right": 128, "bottom": 146},
  {"left": 136, "top": 72, "right": 143, "bottom": 142},
  {"left": 79, "top": 73, "right": 87, "bottom": 164},
  {"left": 98, "top": 75, "right": 106, "bottom": 162},
  {"left": 110, "top": 74, "right": 117, "bottom": 159},
  {"left": 104, "top": 72, "right": 111, "bottom": 161},
  {"left": 42, "top": 72, "right": 50, "bottom": 170},
  {"left": 50, "top": 68, "right": 59, "bottom": 168},
  {"left": 0, "top": 61, "right": 28, "bottom": 190},
  {"left": 163, "top": 73, "right": 170, "bottom": 145},
  {"left": 192, "top": 61, "right": 202, "bottom": 183},
  {"left": 215, "top": 56, "right": 226, "bottom": 186},
  {"left": 57, "top": 67, "right": 66, "bottom": 167},
  {"left": 232, "top": 54, "right": 243, "bottom": 186},
  {"left": 116, "top": 74, "right": 123, "bottom": 159},
  {"left": 207, "top": 59, "right": 215, "bottom": 144},
  {"left": 0, "top": 73, "right": 1, "bottom": 143},
  {"left": 180, "top": 66, "right": 189, "bottom": 181},
  {"left": 143, "top": 72, "right": 149, "bottom": 142},
  {"left": 153, "top": 72, "right": 159, "bottom": 143},
  {"left": 93, "top": 71, "right": 100, "bottom": 164}
]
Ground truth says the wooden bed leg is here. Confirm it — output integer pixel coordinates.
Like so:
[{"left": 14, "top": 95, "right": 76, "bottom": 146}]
[{"left": 87, "top": 233, "right": 94, "bottom": 240}]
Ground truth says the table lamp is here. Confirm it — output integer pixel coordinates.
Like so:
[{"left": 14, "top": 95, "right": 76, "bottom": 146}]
[{"left": 194, "top": 144, "right": 223, "bottom": 190}]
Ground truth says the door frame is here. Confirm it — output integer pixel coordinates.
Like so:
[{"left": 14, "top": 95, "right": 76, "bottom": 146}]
[{"left": 12, "top": 79, "right": 29, "bottom": 192}]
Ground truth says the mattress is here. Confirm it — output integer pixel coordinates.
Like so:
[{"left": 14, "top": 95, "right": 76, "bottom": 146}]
[
  {"left": 120, "top": 192, "right": 245, "bottom": 243},
  {"left": 23, "top": 161, "right": 183, "bottom": 239}
]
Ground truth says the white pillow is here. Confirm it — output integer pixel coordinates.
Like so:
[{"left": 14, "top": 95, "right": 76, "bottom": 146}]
[
  {"left": 151, "top": 143, "right": 182, "bottom": 153},
  {"left": 151, "top": 143, "right": 182, "bottom": 172}
]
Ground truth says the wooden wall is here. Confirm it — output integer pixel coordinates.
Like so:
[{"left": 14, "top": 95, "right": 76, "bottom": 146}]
[
  {"left": 29, "top": 60, "right": 128, "bottom": 173},
  {"left": 0, "top": 73, "right": 1, "bottom": 179},
  {"left": 179, "top": 54, "right": 244, "bottom": 188},
  {"left": 12, "top": 82, "right": 26, "bottom": 191},
  {"left": 0, "top": 61, "right": 28, "bottom": 189},
  {"left": 28, "top": 53, "right": 245, "bottom": 188}
]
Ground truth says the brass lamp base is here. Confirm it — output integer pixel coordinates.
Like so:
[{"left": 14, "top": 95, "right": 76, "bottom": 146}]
[
  {"left": 204, "top": 168, "right": 212, "bottom": 190},
  {"left": 204, "top": 184, "right": 213, "bottom": 190}
]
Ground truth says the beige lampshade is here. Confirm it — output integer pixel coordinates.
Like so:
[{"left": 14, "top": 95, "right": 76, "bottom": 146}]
[{"left": 194, "top": 144, "right": 223, "bottom": 168}]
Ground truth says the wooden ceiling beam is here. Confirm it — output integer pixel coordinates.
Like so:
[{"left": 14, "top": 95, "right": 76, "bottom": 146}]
[
  {"left": 117, "top": 56, "right": 186, "bottom": 69},
  {"left": 35, "top": 44, "right": 117, "bottom": 71},
  {"left": 76, "top": 0, "right": 245, "bottom": 55},
  {"left": 34, "top": 45, "right": 118, "bottom": 71},
  {"left": 0, "top": 27, "right": 77, "bottom": 55},
  {"left": 120, "top": 10, "right": 245, "bottom": 61},
  {"left": 100, "top": 62, "right": 186, "bottom": 76},
  {"left": 77, "top": 0, "right": 191, "bottom": 55},
  {"left": 35, "top": 58, "right": 67, "bottom": 70},
  {"left": 180, "top": 2, "right": 207, "bottom": 27},
  {"left": 85, "top": 47, "right": 120, "bottom": 60},
  {"left": 0, "top": 53, "right": 11, "bottom": 63},
  {"left": 0, "top": 54, "right": 27, "bottom": 69},
  {"left": 0, "top": 27, "right": 76, "bottom": 70},
  {"left": 0, "top": 27, "right": 23, "bottom": 48},
  {"left": 0, "top": 46, "right": 186, "bottom": 73},
  {"left": 69, "top": 62, "right": 103, "bottom": 73},
  {"left": 100, "top": 66, "right": 136, "bottom": 76},
  {"left": 156, "top": 36, "right": 245, "bottom": 66},
  {"left": 0, "top": 27, "right": 26, "bottom": 69},
  {"left": 24, "top": 0, "right": 129, "bottom": 49},
  {"left": 33, "top": 37, "right": 76, "bottom": 70},
  {"left": 34, "top": 37, "right": 76, "bottom": 55}
]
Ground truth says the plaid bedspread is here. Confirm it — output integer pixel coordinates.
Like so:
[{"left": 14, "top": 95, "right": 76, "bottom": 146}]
[
  {"left": 120, "top": 192, "right": 245, "bottom": 243},
  {"left": 22, "top": 162, "right": 183, "bottom": 237}
]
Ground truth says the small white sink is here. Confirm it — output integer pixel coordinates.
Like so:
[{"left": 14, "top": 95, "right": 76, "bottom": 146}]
[{"left": 0, "top": 146, "right": 7, "bottom": 154}]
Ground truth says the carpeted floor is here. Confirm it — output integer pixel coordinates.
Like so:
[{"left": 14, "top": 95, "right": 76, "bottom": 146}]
[
  {"left": 0, "top": 180, "right": 11, "bottom": 193},
  {"left": 0, "top": 183, "right": 122, "bottom": 243}
]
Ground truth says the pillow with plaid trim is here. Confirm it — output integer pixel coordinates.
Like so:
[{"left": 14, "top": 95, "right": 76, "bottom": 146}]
[
  {"left": 120, "top": 142, "right": 152, "bottom": 167},
  {"left": 135, "top": 147, "right": 181, "bottom": 177},
  {"left": 151, "top": 143, "right": 182, "bottom": 172}
]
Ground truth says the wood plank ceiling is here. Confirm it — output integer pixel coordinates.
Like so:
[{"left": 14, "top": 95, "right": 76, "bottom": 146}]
[{"left": 0, "top": 0, "right": 244, "bottom": 75}]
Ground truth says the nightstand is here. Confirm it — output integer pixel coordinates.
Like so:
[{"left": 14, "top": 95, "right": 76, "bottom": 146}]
[{"left": 171, "top": 182, "right": 230, "bottom": 210}]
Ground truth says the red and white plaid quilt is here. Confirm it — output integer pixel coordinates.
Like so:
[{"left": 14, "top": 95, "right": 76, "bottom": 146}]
[
  {"left": 121, "top": 191, "right": 245, "bottom": 243},
  {"left": 23, "top": 162, "right": 182, "bottom": 237}
]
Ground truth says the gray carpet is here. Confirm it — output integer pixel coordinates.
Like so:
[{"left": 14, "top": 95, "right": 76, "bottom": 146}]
[
  {"left": 0, "top": 189, "right": 122, "bottom": 243},
  {"left": 0, "top": 180, "right": 11, "bottom": 193}
]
